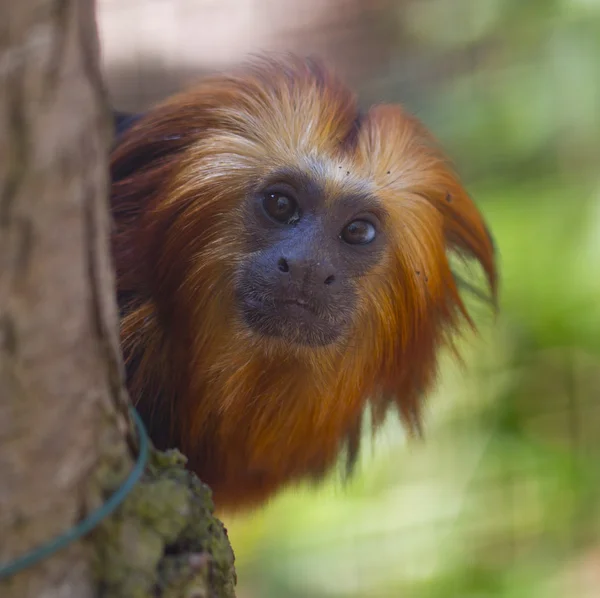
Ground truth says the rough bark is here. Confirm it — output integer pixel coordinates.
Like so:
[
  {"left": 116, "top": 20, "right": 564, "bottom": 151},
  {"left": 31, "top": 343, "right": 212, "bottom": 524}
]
[{"left": 0, "top": 2, "right": 236, "bottom": 597}]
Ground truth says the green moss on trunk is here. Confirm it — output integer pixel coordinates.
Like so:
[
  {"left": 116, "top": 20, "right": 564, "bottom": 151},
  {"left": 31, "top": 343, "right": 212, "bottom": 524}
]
[{"left": 90, "top": 449, "right": 236, "bottom": 598}]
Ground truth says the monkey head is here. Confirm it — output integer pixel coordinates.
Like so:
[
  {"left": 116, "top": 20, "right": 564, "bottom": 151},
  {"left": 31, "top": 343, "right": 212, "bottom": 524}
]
[
  {"left": 110, "top": 55, "right": 497, "bottom": 510},
  {"left": 131, "top": 58, "right": 494, "bottom": 357}
]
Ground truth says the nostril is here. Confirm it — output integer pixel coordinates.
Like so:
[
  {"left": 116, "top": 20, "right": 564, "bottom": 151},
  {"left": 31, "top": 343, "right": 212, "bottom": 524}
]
[
  {"left": 324, "top": 274, "right": 335, "bottom": 285},
  {"left": 277, "top": 257, "right": 289, "bottom": 273}
]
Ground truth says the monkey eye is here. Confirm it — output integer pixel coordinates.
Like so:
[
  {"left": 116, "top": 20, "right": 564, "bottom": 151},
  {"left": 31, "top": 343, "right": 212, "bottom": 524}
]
[
  {"left": 262, "top": 192, "right": 300, "bottom": 224},
  {"left": 340, "top": 219, "right": 376, "bottom": 245}
]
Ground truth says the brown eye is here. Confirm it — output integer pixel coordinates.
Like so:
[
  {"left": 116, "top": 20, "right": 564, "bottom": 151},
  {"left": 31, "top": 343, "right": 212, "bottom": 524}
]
[
  {"left": 341, "top": 219, "right": 376, "bottom": 245},
  {"left": 263, "top": 192, "right": 299, "bottom": 224}
]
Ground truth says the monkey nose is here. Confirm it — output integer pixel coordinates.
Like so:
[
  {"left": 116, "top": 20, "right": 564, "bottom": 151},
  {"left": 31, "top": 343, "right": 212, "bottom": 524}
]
[{"left": 277, "top": 256, "right": 337, "bottom": 287}]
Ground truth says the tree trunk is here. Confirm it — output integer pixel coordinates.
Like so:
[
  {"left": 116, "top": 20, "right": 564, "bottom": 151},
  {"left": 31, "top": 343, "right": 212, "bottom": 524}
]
[{"left": 0, "top": 2, "right": 236, "bottom": 597}]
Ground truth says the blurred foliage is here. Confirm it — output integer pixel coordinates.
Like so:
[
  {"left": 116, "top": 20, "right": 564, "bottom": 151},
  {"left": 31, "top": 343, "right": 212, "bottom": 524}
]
[
  {"left": 362, "top": 0, "right": 600, "bottom": 184},
  {"left": 222, "top": 0, "right": 600, "bottom": 596}
]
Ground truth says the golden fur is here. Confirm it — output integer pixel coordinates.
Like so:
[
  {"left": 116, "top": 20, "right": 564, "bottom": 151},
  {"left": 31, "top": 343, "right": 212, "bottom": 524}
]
[{"left": 110, "top": 56, "right": 497, "bottom": 511}]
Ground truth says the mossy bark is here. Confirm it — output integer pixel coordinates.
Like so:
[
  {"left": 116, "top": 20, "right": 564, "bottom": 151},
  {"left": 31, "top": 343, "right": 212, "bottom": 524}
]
[
  {"left": 91, "top": 449, "right": 236, "bottom": 598},
  {"left": 0, "top": 1, "right": 236, "bottom": 596}
]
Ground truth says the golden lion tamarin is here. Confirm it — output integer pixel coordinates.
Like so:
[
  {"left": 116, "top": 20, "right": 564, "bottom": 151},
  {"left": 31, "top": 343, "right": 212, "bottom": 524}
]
[{"left": 110, "top": 55, "right": 497, "bottom": 512}]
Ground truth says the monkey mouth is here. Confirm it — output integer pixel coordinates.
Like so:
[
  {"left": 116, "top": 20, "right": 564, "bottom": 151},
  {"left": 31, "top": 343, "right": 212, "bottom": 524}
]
[
  {"left": 238, "top": 294, "right": 341, "bottom": 346},
  {"left": 241, "top": 294, "right": 312, "bottom": 311},
  {"left": 278, "top": 297, "right": 313, "bottom": 311}
]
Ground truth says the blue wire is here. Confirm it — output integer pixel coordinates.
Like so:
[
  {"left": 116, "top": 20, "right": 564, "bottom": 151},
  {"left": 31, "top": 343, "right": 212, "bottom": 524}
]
[{"left": 0, "top": 406, "right": 149, "bottom": 579}]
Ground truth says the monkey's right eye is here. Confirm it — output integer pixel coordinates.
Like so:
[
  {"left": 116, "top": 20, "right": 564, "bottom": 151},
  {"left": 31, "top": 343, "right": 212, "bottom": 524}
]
[{"left": 262, "top": 192, "right": 300, "bottom": 224}]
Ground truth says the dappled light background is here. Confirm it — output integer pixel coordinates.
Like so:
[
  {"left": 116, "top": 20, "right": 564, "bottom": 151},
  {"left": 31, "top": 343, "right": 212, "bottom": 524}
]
[{"left": 97, "top": 1, "right": 600, "bottom": 596}]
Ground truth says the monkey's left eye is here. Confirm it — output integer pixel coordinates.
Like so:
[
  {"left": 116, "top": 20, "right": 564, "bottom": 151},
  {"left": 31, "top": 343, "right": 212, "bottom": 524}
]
[
  {"left": 262, "top": 192, "right": 300, "bottom": 224},
  {"left": 341, "top": 220, "right": 376, "bottom": 245}
]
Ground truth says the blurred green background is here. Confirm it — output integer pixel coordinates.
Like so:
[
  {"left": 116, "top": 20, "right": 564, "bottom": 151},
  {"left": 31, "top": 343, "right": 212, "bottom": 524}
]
[{"left": 99, "top": 0, "right": 600, "bottom": 595}]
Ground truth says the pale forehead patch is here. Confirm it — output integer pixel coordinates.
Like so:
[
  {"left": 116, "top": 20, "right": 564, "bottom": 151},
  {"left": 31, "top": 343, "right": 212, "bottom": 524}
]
[{"left": 292, "top": 152, "right": 376, "bottom": 206}]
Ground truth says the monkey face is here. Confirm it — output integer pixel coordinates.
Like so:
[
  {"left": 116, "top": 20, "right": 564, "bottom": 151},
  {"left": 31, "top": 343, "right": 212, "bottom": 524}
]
[{"left": 235, "top": 168, "right": 386, "bottom": 347}]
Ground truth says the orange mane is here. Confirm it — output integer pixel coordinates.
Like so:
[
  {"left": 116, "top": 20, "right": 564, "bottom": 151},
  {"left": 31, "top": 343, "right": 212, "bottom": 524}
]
[{"left": 110, "top": 56, "right": 497, "bottom": 510}]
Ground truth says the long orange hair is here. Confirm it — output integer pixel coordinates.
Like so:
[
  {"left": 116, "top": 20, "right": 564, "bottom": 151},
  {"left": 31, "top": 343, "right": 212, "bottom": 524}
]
[{"left": 110, "top": 55, "right": 497, "bottom": 510}]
